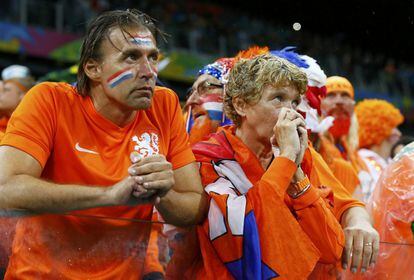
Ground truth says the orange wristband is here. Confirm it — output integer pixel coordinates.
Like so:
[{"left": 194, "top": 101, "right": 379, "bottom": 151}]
[{"left": 290, "top": 176, "right": 311, "bottom": 199}]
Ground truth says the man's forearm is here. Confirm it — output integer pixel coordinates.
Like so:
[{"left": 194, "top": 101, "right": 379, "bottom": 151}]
[
  {"left": 0, "top": 174, "right": 112, "bottom": 213},
  {"left": 156, "top": 190, "right": 208, "bottom": 227}
]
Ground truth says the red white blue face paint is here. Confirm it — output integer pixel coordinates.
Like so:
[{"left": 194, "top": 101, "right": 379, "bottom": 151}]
[
  {"left": 200, "top": 94, "right": 224, "bottom": 121},
  {"left": 107, "top": 68, "right": 134, "bottom": 88},
  {"left": 129, "top": 35, "right": 155, "bottom": 48}
]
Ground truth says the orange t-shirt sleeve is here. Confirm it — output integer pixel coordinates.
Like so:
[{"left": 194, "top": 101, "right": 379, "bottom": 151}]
[
  {"left": 1, "top": 83, "right": 57, "bottom": 168},
  {"left": 162, "top": 88, "right": 195, "bottom": 170}
]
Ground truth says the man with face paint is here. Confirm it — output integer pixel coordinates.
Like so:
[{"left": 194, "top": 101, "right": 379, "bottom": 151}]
[
  {"left": 0, "top": 10, "right": 207, "bottom": 279},
  {"left": 184, "top": 57, "right": 234, "bottom": 145},
  {"left": 184, "top": 47, "right": 270, "bottom": 146}
]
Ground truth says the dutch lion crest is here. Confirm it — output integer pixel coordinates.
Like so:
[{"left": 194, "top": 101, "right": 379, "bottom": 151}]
[{"left": 131, "top": 132, "right": 159, "bottom": 157}]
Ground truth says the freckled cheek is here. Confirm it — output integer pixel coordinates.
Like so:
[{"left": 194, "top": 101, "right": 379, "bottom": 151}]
[{"left": 261, "top": 108, "right": 279, "bottom": 129}]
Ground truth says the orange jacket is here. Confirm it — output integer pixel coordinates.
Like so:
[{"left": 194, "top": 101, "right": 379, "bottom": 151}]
[{"left": 190, "top": 126, "right": 344, "bottom": 279}]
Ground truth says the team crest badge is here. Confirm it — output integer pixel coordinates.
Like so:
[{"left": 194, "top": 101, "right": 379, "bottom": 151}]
[{"left": 131, "top": 132, "right": 159, "bottom": 157}]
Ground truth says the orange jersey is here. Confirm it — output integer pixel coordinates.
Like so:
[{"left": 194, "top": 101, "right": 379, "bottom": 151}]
[
  {"left": 143, "top": 211, "right": 165, "bottom": 277},
  {"left": 191, "top": 126, "right": 344, "bottom": 279},
  {"left": 0, "top": 217, "right": 16, "bottom": 272},
  {"left": 318, "top": 134, "right": 363, "bottom": 194},
  {"left": 319, "top": 134, "right": 367, "bottom": 173},
  {"left": 0, "top": 82, "right": 195, "bottom": 279}
]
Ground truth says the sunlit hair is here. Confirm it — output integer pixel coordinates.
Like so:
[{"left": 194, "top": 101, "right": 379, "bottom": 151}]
[{"left": 224, "top": 53, "right": 307, "bottom": 126}]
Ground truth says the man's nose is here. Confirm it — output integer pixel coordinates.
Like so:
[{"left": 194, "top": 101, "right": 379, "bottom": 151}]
[
  {"left": 186, "top": 92, "right": 201, "bottom": 106},
  {"left": 139, "top": 58, "right": 157, "bottom": 80}
]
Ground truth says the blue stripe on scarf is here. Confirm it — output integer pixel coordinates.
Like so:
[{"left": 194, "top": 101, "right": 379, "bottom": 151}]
[{"left": 225, "top": 211, "right": 278, "bottom": 279}]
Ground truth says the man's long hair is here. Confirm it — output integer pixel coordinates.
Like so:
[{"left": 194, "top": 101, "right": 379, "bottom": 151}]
[{"left": 77, "top": 9, "right": 159, "bottom": 96}]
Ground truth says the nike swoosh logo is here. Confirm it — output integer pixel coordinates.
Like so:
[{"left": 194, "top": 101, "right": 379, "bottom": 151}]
[{"left": 75, "top": 143, "right": 99, "bottom": 155}]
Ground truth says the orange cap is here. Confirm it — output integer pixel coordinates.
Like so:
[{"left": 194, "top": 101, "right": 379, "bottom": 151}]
[{"left": 326, "top": 76, "right": 354, "bottom": 99}]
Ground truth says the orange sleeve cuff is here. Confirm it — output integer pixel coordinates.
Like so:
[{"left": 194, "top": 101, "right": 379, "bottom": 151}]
[
  {"left": 262, "top": 156, "right": 297, "bottom": 194},
  {"left": 335, "top": 201, "right": 365, "bottom": 221},
  {"left": 1, "top": 131, "right": 48, "bottom": 168},
  {"left": 291, "top": 186, "right": 320, "bottom": 211},
  {"left": 170, "top": 147, "right": 196, "bottom": 170}
]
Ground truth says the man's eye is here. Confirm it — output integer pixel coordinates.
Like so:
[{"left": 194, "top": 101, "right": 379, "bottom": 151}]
[
  {"left": 127, "top": 54, "right": 137, "bottom": 61},
  {"left": 149, "top": 54, "right": 159, "bottom": 62}
]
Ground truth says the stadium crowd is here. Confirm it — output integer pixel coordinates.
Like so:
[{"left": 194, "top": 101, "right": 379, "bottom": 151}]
[
  {"left": 2, "top": 0, "right": 414, "bottom": 102},
  {"left": 0, "top": 7, "right": 413, "bottom": 280}
]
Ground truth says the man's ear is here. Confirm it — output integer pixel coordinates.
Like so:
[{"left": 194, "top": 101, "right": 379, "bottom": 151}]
[
  {"left": 84, "top": 59, "right": 102, "bottom": 82},
  {"left": 233, "top": 97, "right": 247, "bottom": 117}
]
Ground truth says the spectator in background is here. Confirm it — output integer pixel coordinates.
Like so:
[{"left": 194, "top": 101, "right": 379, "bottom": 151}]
[
  {"left": 319, "top": 76, "right": 366, "bottom": 180},
  {"left": 0, "top": 65, "right": 35, "bottom": 133},
  {"left": 0, "top": 65, "right": 34, "bottom": 279},
  {"left": 355, "top": 99, "right": 404, "bottom": 203},
  {"left": 184, "top": 57, "right": 234, "bottom": 145}
]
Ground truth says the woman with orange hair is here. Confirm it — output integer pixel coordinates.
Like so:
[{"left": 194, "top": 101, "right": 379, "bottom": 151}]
[{"left": 355, "top": 99, "right": 404, "bottom": 203}]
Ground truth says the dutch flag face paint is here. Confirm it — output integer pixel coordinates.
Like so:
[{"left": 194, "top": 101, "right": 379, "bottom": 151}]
[
  {"left": 200, "top": 94, "right": 224, "bottom": 121},
  {"left": 107, "top": 68, "right": 134, "bottom": 88},
  {"left": 130, "top": 36, "right": 154, "bottom": 47}
]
